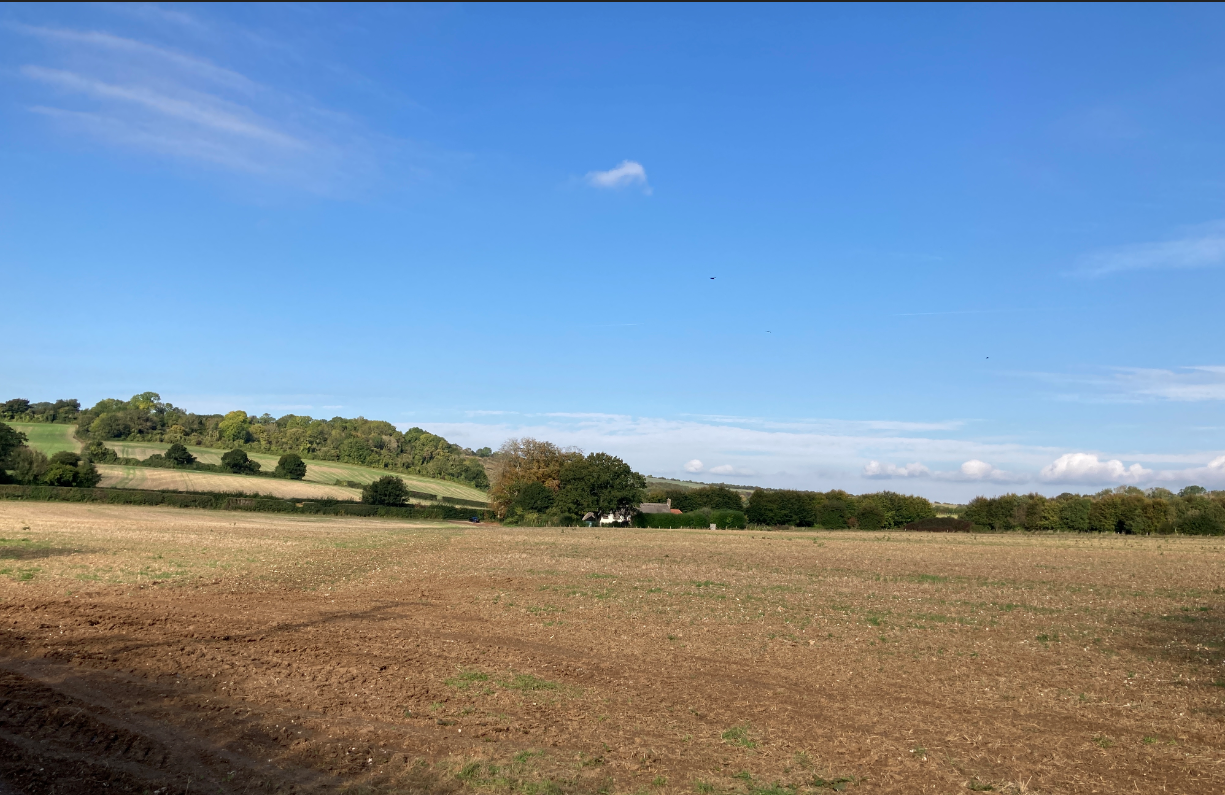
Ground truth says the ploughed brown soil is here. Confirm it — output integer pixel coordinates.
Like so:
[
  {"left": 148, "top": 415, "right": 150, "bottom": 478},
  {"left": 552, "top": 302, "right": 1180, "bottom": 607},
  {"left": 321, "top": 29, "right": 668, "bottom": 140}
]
[{"left": 1, "top": 503, "right": 1222, "bottom": 794}]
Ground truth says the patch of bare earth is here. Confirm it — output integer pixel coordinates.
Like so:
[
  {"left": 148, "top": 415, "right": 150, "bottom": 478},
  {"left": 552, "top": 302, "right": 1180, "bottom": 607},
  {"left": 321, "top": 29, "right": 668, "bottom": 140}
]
[{"left": 0, "top": 502, "right": 1222, "bottom": 794}]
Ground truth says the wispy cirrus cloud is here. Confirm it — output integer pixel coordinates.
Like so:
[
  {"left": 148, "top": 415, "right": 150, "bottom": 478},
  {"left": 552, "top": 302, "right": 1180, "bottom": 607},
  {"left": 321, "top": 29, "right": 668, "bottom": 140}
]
[
  {"left": 585, "top": 160, "right": 651, "bottom": 193},
  {"left": 23, "top": 66, "right": 306, "bottom": 149},
  {"left": 1112, "top": 366, "right": 1225, "bottom": 402},
  {"left": 99, "top": 3, "right": 207, "bottom": 31},
  {"left": 1075, "top": 223, "right": 1225, "bottom": 277},
  {"left": 1025, "top": 365, "right": 1225, "bottom": 404},
  {"left": 11, "top": 24, "right": 251, "bottom": 89},
  {"left": 9, "top": 19, "right": 393, "bottom": 195}
]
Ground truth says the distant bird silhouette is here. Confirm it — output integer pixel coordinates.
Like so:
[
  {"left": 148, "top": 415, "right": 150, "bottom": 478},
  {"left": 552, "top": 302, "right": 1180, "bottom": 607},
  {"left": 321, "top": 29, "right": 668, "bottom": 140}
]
[{"left": 710, "top": 277, "right": 716, "bottom": 280}]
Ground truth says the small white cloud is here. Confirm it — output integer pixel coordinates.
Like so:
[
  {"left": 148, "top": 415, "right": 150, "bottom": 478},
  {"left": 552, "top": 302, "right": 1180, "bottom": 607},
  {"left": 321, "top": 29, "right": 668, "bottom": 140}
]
[
  {"left": 1039, "top": 453, "right": 1152, "bottom": 485},
  {"left": 959, "top": 459, "right": 996, "bottom": 480},
  {"left": 707, "top": 464, "right": 756, "bottom": 477},
  {"left": 585, "top": 160, "right": 649, "bottom": 192},
  {"left": 683, "top": 459, "right": 704, "bottom": 473},
  {"left": 862, "top": 460, "right": 931, "bottom": 479},
  {"left": 929, "top": 460, "right": 1021, "bottom": 483}
]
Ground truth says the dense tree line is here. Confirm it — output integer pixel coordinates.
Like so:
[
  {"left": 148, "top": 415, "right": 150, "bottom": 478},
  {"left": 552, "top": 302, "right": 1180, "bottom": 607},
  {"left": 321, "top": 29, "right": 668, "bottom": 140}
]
[
  {"left": 490, "top": 437, "right": 646, "bottom": 525},
  {"left": 1, "top": 398, "right": 80, "bottom": 423},
  {"left": 645, "top": 485, "right": 746, "bottom": 512},
  {"left": 965, "top": 487, "right": 1225, "bottom": 535},
  {"left": 636, "top": 509, "right": 748, "bottom": 530},
  {"left": 0, "top": 421, "right": 100, "bottom": 487},
  {"left": 745, "top": 488, "right": 935, "bottom": 529},
  {"left": 61, "top": 392, "right": 488, "bottom": 489}
]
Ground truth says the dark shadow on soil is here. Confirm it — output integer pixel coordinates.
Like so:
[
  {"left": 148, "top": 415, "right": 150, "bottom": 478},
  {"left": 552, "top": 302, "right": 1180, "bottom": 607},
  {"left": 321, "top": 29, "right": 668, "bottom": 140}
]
[
  {"left": 0, "top": 544, "right": 81, "bottom": 562},
  {"left": 0, "top": 664, "right": 462, "bottom": 795}
]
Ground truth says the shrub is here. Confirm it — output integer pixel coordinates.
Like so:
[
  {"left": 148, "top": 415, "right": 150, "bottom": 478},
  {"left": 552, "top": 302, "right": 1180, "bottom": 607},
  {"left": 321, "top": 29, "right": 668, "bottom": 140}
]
[
  {"left": 363, "top": 475, "right": 408, "bottom": 506},
  {"left": 49, "top": 451, "right": 81, "bottom": 467},
  {"left": 165, "top": 443, "right": 196, "bottom": 466},
  {"left": 74, "top": 460, "right": 101, "bottom": 488},
  {"left": 275, "top": 453, "right": 307, "bottom": 480},
  {"left": 902, "top": 517, "right": 973, "bottom": 533},
  {"left": 83, "top": 440, "right": 118, "bottom": 464},
  {"left": 43, "top": 462, "right": 80, "bottom": 486},
  {"left": 221, "top": 448, "right": 260, "bottom": 475},
  {"left": 8, "top": 447, "right": 48, "bottom": 484}
]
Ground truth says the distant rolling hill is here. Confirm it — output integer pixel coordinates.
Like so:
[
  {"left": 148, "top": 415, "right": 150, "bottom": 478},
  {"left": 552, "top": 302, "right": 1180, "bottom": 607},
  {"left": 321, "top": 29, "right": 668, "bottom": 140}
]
[
  {"left": 10, "top": 423, "right": 488, "bottom": 504},
  {"left": 644, "top": 475, "right": 759, "bottom": 499}
]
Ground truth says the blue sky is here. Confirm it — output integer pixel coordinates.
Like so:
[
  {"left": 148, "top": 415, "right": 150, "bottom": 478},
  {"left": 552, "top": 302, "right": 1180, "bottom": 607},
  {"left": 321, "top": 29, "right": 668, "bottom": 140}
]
[{"left": 3, "top": 3, "right": 1225, "bottom": 500}]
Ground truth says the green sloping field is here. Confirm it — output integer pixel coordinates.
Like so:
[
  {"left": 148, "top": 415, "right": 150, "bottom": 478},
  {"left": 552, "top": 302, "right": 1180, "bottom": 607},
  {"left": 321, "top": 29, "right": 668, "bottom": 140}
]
[
  {"left": 6, "top": 423, "right": 81, "bottom": 456},
  {"left": 11, "top": 423, "right": 488, "bottom": 503},
  {"left": 96, "top": 465, "right": 362, "bottom": 500},
  {"left": 103, "top": 440, "right": 488, "bottom": 502}
]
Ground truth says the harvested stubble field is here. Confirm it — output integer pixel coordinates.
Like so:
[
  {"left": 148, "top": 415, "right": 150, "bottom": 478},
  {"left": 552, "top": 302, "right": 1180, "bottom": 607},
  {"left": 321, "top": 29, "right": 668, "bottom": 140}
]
[{"left": 0, "top": 504, "right": 1222, "bottom": 795}]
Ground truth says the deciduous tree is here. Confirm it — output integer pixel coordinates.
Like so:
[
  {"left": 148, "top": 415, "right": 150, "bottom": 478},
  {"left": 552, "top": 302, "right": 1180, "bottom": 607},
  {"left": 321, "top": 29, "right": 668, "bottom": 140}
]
[
  {"left": 221, "top": 448, "right": 260, "bottom": 475},
  {"left": 363, "top": 476, "right": 408, "bottom": 506},
  {"left": 554, "top": 452, "right": 646, "bottom": 523},
  {"left": 275, "top": 453, "right": 307, "bottom": 480},
  {"left": 165, "top": 443, "right": 196, "bottom": 466}
]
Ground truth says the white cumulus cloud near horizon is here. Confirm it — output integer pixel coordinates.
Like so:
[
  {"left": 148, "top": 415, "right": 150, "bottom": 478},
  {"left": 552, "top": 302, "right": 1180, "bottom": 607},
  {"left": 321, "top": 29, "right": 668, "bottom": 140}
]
[
  {"left": 410, "top": 412, "right": 1098, "bottom": 500},
  {"left": 585, "top": 160, "right": 650, "bottom": 193},
  {"left": 946, "top": 459, "right": 1019, "bottom": 482},
  {"left": 862, "top": 460, "right": 931, "bottom": 479},
  {"left": 1039, "top": 453, "right": 1152, "bottom": 485},
  {"left": 864, "top": 459, "right": 1021, "bottom": 483},
  {"left": 447, "top": 412, "right": 1219, "bottom": 497}
]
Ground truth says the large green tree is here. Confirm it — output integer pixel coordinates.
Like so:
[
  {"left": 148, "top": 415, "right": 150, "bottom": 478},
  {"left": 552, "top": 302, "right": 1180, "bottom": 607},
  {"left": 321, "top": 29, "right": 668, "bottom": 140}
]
[
  {"left": 165, "top": 444, "right": 196, "bottom": 466},
  {"left": 363, "top": 476, "right": 408, "bottom": 506},
  {"left": 554, "top": 452, "right": 646, "bottom": 522},
  {"left": 0, "top": 422, "right": 27, "bottom": 464},
  {"left": 221, "top": 448, "right": 260, "bottom": 475},
  {"left": 275, "top": 453, "right": 307, "bottom": 480},
  {"left": 8, "top": 448, "right": 48, "bottom": 484},
  {"left": 217, "top": 411, "right": 251, "bottom": 443}
]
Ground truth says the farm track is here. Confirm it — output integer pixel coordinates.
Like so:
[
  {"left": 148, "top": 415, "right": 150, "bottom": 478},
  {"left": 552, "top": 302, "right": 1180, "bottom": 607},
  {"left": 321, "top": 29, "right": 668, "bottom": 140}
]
[{"left": 0, "top": 503, "right": 1223, "bottom": 794}]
